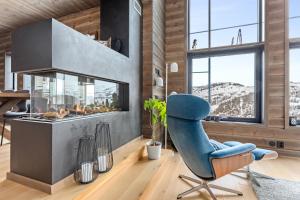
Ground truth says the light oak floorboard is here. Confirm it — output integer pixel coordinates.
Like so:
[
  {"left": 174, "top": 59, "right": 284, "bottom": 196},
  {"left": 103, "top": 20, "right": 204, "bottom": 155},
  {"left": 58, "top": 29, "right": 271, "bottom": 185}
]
[{"left": 0, "top": 142, "right": 300, "bottom": 200}]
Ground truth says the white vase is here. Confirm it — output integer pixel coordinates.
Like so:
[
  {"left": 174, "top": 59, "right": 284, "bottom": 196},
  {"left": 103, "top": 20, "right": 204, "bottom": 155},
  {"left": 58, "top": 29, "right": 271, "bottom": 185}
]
[{"left": 146, "top": 141, "right": 162, "bottom": 160}]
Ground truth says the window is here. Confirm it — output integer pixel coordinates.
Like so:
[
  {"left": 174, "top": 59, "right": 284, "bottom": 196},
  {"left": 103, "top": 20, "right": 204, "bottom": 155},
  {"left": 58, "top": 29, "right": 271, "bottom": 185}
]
[
  {"left": 289, "top": 0, "right": 300, "bottom": 123},
  {"left": 289, "top": 49, "right": 300, "bottom": 119},
  {"left": 23, "top": 75, "right": 31, "bottom": 91},
  {"left": 289, "top": 0, "right": 300, "bottom": 39},
  {"left": 189, "top": 51, "right": 262, "bottom": 122},
  {"left": 189, "top": 0, "right": 264, "bottom": 50},
  {"left": 4, "top": 52, "right": 31, "bottom": 91},
  {"left": 188, "top": 0, "right": 264, "bottom": 122},
  {"left": 4, "top": 52, "right": 18, "bottom": 90}
]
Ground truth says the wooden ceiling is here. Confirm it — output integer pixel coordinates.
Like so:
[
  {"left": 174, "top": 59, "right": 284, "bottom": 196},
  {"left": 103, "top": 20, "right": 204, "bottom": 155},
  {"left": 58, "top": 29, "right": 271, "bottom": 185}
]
[{"left": 0, "top": 0, "right": 99, "bottom": 34}]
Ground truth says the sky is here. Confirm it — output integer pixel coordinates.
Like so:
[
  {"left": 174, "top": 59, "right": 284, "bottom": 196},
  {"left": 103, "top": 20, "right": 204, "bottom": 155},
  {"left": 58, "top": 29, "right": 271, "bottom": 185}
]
[
  {"left": 189, "top": 0, "right": 260, "bottom": 48},
  {"left": 192, "top": 54, "right": 255, "bottom": 86},
  {"left": 190, "top": 0, "right": 300, "bottom": 86},
  {"left": 290, "top": 49, "right": 300, "bottom": 83},
  {"left": 289, "top": 0, "right": 300, "bottom": 38}
]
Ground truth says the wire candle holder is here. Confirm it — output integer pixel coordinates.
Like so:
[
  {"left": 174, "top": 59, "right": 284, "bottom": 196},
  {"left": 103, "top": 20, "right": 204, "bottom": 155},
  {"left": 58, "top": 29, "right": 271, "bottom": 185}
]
[
  {"left": 74, "top": 135, "right": 98, "bottom": 184},
  {"left": 94, "top": 122, "right": 113, "bottom": 173}
]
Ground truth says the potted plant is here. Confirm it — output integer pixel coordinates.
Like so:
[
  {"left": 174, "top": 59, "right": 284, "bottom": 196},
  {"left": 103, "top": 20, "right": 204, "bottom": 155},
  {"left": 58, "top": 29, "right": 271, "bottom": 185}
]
[{"left": 144, "top": 98, "right": 167, "bottom": 160}]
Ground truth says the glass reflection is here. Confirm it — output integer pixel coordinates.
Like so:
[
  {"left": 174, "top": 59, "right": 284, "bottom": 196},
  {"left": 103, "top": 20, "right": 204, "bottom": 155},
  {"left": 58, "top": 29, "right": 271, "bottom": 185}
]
[{"left": 29, "top": 72, "right": 122, "bottom": 121}]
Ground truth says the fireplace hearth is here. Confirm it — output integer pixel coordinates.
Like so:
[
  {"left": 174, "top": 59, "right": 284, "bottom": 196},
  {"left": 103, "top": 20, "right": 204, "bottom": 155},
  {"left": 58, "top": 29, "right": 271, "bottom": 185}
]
[{"left": 25, "top": 72, "right": 128, "bottom": 122}]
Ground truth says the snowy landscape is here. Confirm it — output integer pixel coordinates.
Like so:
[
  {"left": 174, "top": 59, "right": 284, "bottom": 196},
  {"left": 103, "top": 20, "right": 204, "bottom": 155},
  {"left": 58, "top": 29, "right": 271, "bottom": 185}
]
[
  {"left": 289, "top": 82, "right": 300, "bottom": 118},
  {"left": 192, "top": 82, "right": 255, "bottom": 118},
  {"left": 193, "top": 82, "right": 300, "bottom": 119}
]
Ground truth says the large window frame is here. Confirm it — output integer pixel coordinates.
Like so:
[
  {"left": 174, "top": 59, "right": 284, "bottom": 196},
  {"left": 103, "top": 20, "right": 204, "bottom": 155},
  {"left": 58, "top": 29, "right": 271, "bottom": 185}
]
[
  {"left": 288, "top": 0, "right": 300, "bottom": 125},
  {"left": 187, "top": 0, "right": 264, "bottom": 123}
]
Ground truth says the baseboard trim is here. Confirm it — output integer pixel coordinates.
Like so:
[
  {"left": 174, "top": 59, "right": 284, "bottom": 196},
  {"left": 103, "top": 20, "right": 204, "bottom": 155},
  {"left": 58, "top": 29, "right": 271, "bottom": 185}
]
[{"left": 7, "top": 172, "right": 63, "bottom": 194}]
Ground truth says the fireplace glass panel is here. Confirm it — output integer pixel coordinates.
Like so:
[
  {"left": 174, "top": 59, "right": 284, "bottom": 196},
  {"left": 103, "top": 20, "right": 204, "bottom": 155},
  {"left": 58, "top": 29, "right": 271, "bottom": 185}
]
[{"left": 28, "top": 72, "right": 124, "bottom": 121}]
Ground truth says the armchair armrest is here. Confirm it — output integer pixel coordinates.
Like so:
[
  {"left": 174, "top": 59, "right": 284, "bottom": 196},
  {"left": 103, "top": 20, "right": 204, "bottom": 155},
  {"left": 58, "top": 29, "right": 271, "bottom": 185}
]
[
  {"left": 209, "top": 143, "right": 256, "bottom": 179},
  {"left": 209, "top": 143, "right": 256, "bottom": 159}
]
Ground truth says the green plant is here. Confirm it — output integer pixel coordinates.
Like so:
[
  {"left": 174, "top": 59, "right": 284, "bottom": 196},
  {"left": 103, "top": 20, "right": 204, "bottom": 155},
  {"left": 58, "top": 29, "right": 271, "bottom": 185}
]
[{"left": 144, "top": 98, "right": 167, "bottom": 143}]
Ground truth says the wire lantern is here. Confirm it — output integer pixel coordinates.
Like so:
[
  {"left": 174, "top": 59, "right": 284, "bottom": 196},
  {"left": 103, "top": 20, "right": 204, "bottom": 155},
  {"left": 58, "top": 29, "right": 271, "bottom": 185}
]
[
  {"left": 94, "top": 122, "right": 113, "bottom": 173},
  {"left": 74, "top": 135, "right": 98, "bottom": 184}
]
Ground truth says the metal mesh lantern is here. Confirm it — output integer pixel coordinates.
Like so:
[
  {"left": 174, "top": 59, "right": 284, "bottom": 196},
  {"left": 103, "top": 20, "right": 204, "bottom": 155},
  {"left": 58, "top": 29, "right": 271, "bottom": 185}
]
[
  {"left": 94, "top": 122, "right": 113, "bottom": 173},
  {"left": 74, "top": 136, "right": 98, "bottom": 184}
]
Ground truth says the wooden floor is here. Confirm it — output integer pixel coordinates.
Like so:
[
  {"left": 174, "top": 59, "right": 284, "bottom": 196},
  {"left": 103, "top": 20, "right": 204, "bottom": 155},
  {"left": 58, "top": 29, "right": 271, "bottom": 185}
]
[{"left": 0, "top": 140, "right": 300, "bottom": 200}]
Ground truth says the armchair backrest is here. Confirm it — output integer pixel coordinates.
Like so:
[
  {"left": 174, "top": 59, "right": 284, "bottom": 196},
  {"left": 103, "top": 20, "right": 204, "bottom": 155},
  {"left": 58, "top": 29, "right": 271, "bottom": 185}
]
[{"left": 167, "top": 94, "right": 215, "bottom": 179}]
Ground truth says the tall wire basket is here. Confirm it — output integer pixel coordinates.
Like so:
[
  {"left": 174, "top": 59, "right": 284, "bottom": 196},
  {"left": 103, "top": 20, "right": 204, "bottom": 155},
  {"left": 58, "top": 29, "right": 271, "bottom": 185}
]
[
  {"left": 74, "top": 135, "right": 98, "bottom": 184},
  {"left": 94, "top": 122, "right": 113, "bottom": 173}
]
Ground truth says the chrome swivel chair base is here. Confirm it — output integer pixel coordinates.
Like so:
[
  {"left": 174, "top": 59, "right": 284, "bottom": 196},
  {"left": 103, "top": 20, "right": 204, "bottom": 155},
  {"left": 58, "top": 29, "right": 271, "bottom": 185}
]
[
  {"left": 177, "top": 174, "right": 243, "bottom": 200},
  {"left": 233, "top": 166, "right": 274, "bottom": 187}
]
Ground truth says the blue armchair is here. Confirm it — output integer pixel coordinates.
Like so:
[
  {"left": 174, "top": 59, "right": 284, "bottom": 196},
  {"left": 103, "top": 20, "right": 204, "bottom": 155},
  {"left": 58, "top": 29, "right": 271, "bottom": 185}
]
[{"left": 167, "top": 94, "right": 256, "bottom": 199}]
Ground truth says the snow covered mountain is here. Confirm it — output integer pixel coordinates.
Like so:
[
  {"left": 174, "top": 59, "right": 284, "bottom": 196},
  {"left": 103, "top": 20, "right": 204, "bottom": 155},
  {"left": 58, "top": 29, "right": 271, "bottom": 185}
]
[
  {"left": 192, "top": 82, "right": 300, "bottom": 119},
  {"left": 192, "top": 82, "right": 255, "bottom": 118},
  {"left": 290, "top": 82, "right": 300, "bottom": 118}
]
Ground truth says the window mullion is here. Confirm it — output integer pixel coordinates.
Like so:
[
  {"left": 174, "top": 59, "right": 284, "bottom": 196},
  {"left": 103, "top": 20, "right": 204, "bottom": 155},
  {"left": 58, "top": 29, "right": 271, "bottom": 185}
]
[
  {"left": 258, "top": 0, "right": 263, "bottom": 42},
  {"left": 254, "top": 50, "right": 262, "bottom": 122},
  {"left": 208, "top": 57, "right": 211, "bottom": 103},
  {"left": 208, "top": 0, "right": 211, "bottom": 104},
  {"left": 208, "top": 0, "right": 211, "bottom": 48}
]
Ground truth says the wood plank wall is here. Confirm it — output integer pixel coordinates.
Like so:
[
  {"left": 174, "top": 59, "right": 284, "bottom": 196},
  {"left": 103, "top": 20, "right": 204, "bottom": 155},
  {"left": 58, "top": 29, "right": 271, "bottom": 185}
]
[
  {"left": 265, "top": 0, "right": 287, "bottom": 129},
  {"left": 0, "top": 33, "right": 11, "bottom": 89},
  {"left": 0, "top": 6, "right": 100, "bottom": 90},
  {"left": 142, "top": 0, "right": 166, "bottom": 138},
  {"left": 160, "top": 0, "right": 300, "bottom": 156},
  {"left": 142, "top": 0, "right": 154, "bottom": 138},
  {"left": 165, "top": 0, "right": 187, "bottom": 93},
  {"left": 152, "top": 0, "right": 166, "bottom": 98}
]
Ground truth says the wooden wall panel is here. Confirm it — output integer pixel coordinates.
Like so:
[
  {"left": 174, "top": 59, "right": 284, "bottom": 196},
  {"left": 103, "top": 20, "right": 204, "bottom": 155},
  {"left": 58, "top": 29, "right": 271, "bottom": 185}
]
[
  {"left": 0, "top": 33, "right": 11, "bottom": 89},
  {"left": 59, "top": 7, "right": 100, "bottom": 38},
  {"left": 165, "top": 0, "right": 187, "bottom": 93},
  {"left": 0, "top": 7, "right": 100, "bottom": 91},
  {"left": 265, "top": 0, "right": 287, "bottom": 128},
  {"left": 0, "top": 0, "right": 99, "bottom": 33},
  {"left": 142, "top": 0, "right": 166, "bottom": 138},
  {"left": 152, "top": 0, "right": 166, "bottom": 98},
  {"left": 142, "top": 0, "right": 154, "bottom": 138}
]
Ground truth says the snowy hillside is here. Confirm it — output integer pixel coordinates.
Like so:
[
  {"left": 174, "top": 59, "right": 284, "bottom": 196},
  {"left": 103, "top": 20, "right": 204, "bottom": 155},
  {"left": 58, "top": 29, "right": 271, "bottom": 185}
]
[
  {"left": 192, "top": 82, "right": 300, "bottom": 119},
  {"left": 192, "top": 82, "right": 255, "bottom": 118},
  {"left": 290, "top": 82, "right": 300, "bottom": 118}
]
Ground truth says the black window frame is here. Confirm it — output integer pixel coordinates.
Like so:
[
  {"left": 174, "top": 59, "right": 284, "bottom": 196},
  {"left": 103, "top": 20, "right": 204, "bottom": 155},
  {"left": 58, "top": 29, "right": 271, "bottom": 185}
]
[
  {"left": 288, "top": 0, "right": 300, "bottom": 125},
  {"left": 289, "top": 44, "right": 300, "bottom": 125},
  {"left": 187, "top": 0, "right": 264, "bottom": 123}
]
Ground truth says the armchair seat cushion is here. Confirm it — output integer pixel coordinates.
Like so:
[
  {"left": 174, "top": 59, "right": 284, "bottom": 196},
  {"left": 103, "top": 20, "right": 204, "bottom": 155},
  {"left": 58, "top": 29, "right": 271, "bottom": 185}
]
[
  {"left": 224, "top": 141, "right": 278, "bottom": 161},
  {"left": 209, "top": 143, "right": 256, "bottom": 159}
]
